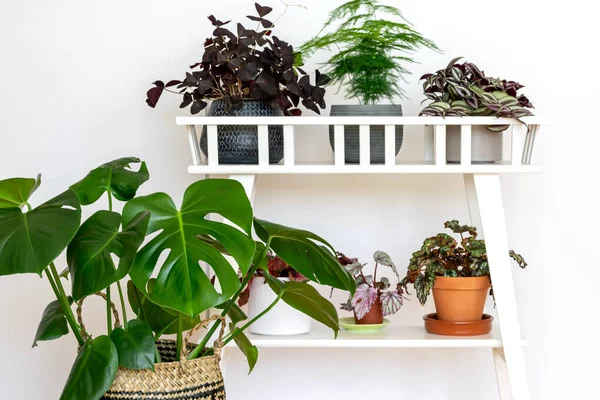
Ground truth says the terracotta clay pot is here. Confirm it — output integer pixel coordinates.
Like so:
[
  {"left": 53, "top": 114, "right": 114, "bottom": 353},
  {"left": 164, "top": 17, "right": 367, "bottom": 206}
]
[
  {"left": 432, "top": 276, "right": 491, "bottom": 322},
  {"left": 354, "top": 297, "right": 384, "bottom": 324}
]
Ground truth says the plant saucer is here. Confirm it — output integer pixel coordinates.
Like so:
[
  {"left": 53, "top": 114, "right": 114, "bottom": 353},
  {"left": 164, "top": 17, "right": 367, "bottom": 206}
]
[{"left": 339, "top": 317, "right": 390, "bottom": 332}]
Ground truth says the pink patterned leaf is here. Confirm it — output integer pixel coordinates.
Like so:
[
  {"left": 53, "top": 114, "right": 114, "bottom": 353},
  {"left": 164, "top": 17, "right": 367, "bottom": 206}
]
[
  {"left": 351, "top": 284, "right": 378, "bottom": 320},
  {"left": 380, "top": 290, "right": 403, "bottom": 317}
]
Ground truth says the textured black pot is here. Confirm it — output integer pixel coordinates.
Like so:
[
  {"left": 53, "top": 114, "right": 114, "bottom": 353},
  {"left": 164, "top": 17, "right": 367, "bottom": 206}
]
[
  {"left": 328, "top": 104, "right": 404, "bottom": 164},
  {"left": 200, "top": 99, "right": 284, "bottom": 164}
]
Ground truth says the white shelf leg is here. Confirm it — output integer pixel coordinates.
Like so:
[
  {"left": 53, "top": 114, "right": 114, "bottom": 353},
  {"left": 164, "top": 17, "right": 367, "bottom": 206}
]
[
  {"left": 493, "top": 348, "right": 513, "bottom": 400},
  {"left": 218, "top": 174, "right": 257, "bottom": 380},
  {"left": 473, "top": 174, "right": 530, "bottom": 400}
]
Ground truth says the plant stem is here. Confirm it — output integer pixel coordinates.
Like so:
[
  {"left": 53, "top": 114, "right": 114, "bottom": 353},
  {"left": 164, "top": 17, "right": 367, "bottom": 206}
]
[
  {"left": 176, "top": 313, "right": 183, "bottom": 362},
  {"left": 47, "top": 264, "right": 85, "bottom": 346},
  {"left": 116, "top": 281, "right": 128, "bottom": 327},
  {"left": 223, "top": 291, "right": 284, "bottom": 346},
  {"left": 189, "top": 238, "right": 272, "bottom": 360},
  {"left": 133, "top": 287, "right": 148, "bottom": 322},
  {"left": 106, "top": 286, "right": 113, "bottom": 334},
  {"left": 373, "top": 262, "right": 379, "bottom": 287}
]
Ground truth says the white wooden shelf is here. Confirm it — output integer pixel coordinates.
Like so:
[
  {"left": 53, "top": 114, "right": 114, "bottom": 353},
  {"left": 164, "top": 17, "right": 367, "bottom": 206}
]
[
  {"left": 188, "top": 161, "right": 542, "bottom": 175},
  {"left": 178, "top": 116, "right": 544, "bottom": 175},
  {"left": 226, "top": 324, "right": 529, "bottom": 349}
]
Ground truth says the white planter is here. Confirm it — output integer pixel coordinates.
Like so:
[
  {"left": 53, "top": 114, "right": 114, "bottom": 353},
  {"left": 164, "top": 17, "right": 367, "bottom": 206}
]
[
  {"left": 248, "top": 277, "right": 311, "bottom": 335},
  {"left": 446, "top": 125, "right": 504, "bottom": 163}
]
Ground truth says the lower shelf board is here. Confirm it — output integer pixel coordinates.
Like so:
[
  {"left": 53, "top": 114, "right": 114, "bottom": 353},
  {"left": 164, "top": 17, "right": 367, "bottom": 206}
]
[{"left": 226, "top": 324, "right": 529, "bottom": 349}]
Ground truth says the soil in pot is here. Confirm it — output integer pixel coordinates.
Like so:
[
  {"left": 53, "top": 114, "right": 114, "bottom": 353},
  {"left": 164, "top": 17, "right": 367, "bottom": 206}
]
[
  {"left": 200, "top": 99, "right": 284, "bottom": 164},
  {"left": 328, "top": 104, "right": 404, "bottom": 164},
  {"left": 446, "top": 125, "right": 506, "bottom": 163},
  {"left": 354, "top": 296, "right": 384, "bottom": 324},
  {"left": 432, "top": 276, "right": 491, "bottom": 322}
]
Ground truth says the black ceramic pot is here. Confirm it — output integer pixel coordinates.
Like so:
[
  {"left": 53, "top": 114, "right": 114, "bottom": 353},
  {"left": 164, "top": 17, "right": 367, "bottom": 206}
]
[
  {"left": 200, "top": 99, "right": 284, "bottom": 164},
  {"left": 328, "top": 104, "right": 404, "bottom": 164}
]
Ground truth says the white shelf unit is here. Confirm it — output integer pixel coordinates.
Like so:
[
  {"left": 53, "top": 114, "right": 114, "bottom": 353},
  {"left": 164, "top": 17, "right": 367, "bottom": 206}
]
[
  {"left": 178, "top": 115, "right": 544, "bottom": 400},
  {"left": 227, "top": 324, "right": 530, "bottom": 349}
]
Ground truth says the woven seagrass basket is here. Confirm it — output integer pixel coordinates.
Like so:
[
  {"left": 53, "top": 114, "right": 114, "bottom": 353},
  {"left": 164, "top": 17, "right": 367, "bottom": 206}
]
[{"left": 77, "top": 294, "right": 226, "bottom": 400}]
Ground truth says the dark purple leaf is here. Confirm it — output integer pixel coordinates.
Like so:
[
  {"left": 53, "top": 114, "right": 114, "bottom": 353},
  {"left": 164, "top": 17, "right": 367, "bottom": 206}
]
[
  {"left": 197, "top": 79, "right": 213, "bottom": 95},
  {"left": 298, "top": 75, "right": 311, "bottom": 94},
  {"left": 190, "top": 100, "right": 207, "bottom": 115},
  {"left": 213, "top": 27, "right": 236, "bottom": 41},
  {"left": 288, "top": 108, "right": 302, "bottom": 116},
  {"left": 250, "top": 84, "right": 267, "bottom": 99},
  {"left": 152, "top": 80, "right": 165, "bottom": 88},
  {"left": 255, "top": 3, "right": 273, "bottom": 17},
  {"left": 275, "top": 94, "right": 293, "bottom": 111},
  {"left": 260, "top": 19, "right": 273, "bottom": 28},
  {"left": 189, "top": 62, "right": 202, "bottom": 69},
  {"left": 145, "top": 86, "right": 163, "bottom": 108},
  {"left": 246, "top": 15, "right": 262, "bottom": 22},
  {"left": 420, "top": 73, "right": 433, "bottom": 80},
  {"left": 179, "top": 92, "right": 193, "bottom": 108},
  {"left": 207, "top": 15, "right": 230, "bottom": 27},
  {"left": 165, "top": 80, "right": 181, "bottom": 87},
  {"left": 255, "top": 72, "right": 277, "bottom": 96},
  {"left": 302, "top": 98, "right": 320, "bottom": 114},
  {"left": 311, "top": 86, "right": 324, "bottom": 103}
]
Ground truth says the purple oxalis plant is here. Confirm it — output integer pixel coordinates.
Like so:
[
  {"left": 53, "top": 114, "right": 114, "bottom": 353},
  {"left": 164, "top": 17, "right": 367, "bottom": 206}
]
[{"left": 338, "top": 251, "right": 406, "bottom": 320}]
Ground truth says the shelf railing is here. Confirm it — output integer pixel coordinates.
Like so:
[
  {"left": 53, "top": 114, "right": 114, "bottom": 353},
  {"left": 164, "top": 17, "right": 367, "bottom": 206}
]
[{"left": 176, "top": 116, "right": 544, "bottom": 174}]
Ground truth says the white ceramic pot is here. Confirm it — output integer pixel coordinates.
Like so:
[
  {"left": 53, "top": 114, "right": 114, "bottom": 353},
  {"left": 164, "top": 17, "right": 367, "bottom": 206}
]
[
  {"left": 446, "top": 125, "right": 504, "bottom": 163},
  {"left": 248, "top": 277, "right": 311, "bottom": 335}
]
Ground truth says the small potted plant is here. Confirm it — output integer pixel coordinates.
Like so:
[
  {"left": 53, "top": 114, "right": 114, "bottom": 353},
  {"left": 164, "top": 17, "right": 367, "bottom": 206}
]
[
  {"left": 400, "top": 221, "right": 527, "bottom": 334},
  {"left": 420, "top": 57, "right": 535, "bottom": 163},
  {"left": 301, "top": 0, "right": 439, "bottom": 164},
  {"left": 338, "top": 251, "right": 405, "bottom": 325},
  {"left": 146, "top": 3, "right": 330, "bottom": 165},
  {"left": 239, "top": 255, "right": 314, "bottom": 335}
]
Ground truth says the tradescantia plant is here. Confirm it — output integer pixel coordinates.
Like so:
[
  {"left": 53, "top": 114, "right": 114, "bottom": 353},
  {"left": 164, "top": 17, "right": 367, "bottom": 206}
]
[
  {"left": 399, "top": 220, "right": 527, "bottom": 305},
  {"left": 146, "top": 3, "right": 330, "bottom": 115},
  {"left": 419, "top": 57, "right": 534, "bottom": 130},
  {"left": 0, "top": 158, "right": 354, "bottom": 399},
  {"left": 338, "top": 251, "right": 405, "bottom": 319},
  {"left": 300, "top": 0, "right": 439, "bottom": 104}
]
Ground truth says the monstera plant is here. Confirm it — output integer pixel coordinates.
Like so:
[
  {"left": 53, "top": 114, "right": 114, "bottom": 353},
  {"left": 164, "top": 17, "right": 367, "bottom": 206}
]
[{"left": 0, "top": 158, "right": 354, "bottom": 400}]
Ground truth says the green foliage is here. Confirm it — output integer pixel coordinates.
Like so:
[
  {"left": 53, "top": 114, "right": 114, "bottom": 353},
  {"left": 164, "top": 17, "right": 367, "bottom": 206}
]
[
  {"left": 229, "top": 323, "right": 258, "bottom": 374},
  {"left": 59, "top": 336, "right": 118, "bottom": 400},
  {"left": 0, "top": 174, "right": 40, "bottom": 209},
  {"left": 70, "top": 158, "right": 149, "bottom": 206},
  {"left": 123, "top": 179, "right": 256, "bottom": 318},
  {"left": 265, "top": 274, "right": 341, "bottom": 338},
  {"left": 126, "top": 280, "right": 200, "bottom": 335},
  {"left": 32, "top": 297, "right": 73, "bottom": 347},
  {"left": 0, "top": 190, "right": 81, "bottom": 276},
  {"left": 67, "top": 210, "right": 150, "bottom": 301},
  {"left": 254, "top": 219, "right": 355, "bottom": 292},
  {"left": 110, "top": 320, "right": 156, "bottom": 371},
  {"left": 301, "top": 0, "right": 439, "bottom": 104},
  {"left": 401, "top": 220, "right": 528, "bottom": 305}
]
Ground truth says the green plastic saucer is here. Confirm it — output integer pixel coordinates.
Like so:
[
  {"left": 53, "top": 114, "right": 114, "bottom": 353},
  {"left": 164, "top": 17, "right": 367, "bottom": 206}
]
[{"left": 339, "top": 317, "right": 390, "bottom": 331}]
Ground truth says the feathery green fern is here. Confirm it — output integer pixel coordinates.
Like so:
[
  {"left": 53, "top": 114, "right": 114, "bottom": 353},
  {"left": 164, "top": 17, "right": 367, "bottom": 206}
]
[{"left": 301, "top": 0, "right": 440, "bottom": 104}]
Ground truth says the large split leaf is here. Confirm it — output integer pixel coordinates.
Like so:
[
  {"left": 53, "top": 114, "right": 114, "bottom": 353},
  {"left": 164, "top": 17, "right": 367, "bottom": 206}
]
[
  {"left": 127, "top": 280, "right": 200, "bottom": 335},
  {"left": 59, "top": 335, "right": 118, "bottom": 400},
  {"left": 67, "top": 210, "right": 150, "bottom": 301},
  {"left": 32, "top": 297, "right": 73, "bottom": 347},
  {"left": 70, "top": 157, "right": 149, "bottom": 206},
  {"left": 110, "top": 319, "right": 155, "bottom": 371},
  {"left": 265, "top": 274, "right": 340, "bottom": 337},
  {"left": 0, "top": 190, "right": 81, "bottom": 276},
  {"left": 123, "top": 179, "right": 255, "bottom": 317},
  {"left": 0, "top": 174, "right": 41, "bottom": 209},
  {"left": 229, "top": 323, "right": 258, "bottom": 374},
  {"left": 254, "top": 219, "right": 355, "bottom": 293}
]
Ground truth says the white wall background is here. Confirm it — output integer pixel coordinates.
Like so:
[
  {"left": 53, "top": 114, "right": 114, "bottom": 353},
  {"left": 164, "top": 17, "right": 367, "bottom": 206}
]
[{"left": 0, "top": 0, "right": 598, "bottom": 399}]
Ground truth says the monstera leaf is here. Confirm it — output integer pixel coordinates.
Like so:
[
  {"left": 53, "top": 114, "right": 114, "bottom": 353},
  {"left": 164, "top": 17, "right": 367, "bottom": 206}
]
[
  {"left": 229, "top": 323, "right": 258, "bottom": 374},
  {"left": 127, "top": 280, "right": 200, "bottom": 335},
  {"left": 0, "top": 174, "right": 41, "bottom": 209},
  {"left": 122, "top": 179, "right": 255, "bottom": 317},
  {"left": 67, "top": 210, "right": 150, "bottom": 301},
  {"left": 110, "top": 319, "right": 156, "bottom": 371},
  {"left": 254, "top": 219, "right": 355, "bottom": 293},
  {"left": 0, "top": 190, "right": 81, "bottom": 276},
  {"left": 59, "top": 335, "right": 118, "bottom": 400},
  {"left": 265, "top": 274, "right": 340, "bottom": 336},
  {"left": 70, "top": 157, "right": 149, "bottom": 206},
  {"left": 32, "top": 297, "right": 73, "bottom": 347}
]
